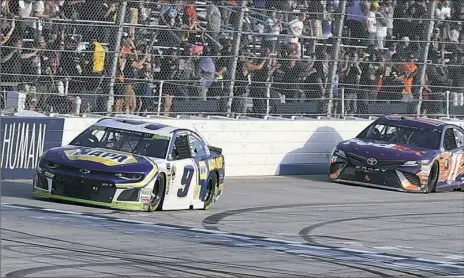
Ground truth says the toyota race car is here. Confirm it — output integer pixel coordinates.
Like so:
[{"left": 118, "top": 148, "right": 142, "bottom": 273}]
[
  {"left": 33, "top": 118, "right": 225, "bottom": 211},
  {"left": 329, "top": 115, "right": 464, "bottom": 193}
]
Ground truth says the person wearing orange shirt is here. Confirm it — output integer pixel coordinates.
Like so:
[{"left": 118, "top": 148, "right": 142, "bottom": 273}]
[{"left": 399, "top": 56, "right": 418, "bottom": 103}]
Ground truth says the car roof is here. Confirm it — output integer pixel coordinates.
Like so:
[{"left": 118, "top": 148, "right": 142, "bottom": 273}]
[
  {"left": 378, "top": 115, "right": 449, "bottom": 130},
  {"left": 93, "top": 118, "right": 179, "bottom": 137}
]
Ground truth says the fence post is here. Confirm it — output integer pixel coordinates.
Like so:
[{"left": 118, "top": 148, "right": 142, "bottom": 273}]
[
  {"left": 226, "top": 0, "right": 247, "bottom": 116},
  {"left": 157, "top": 81, "right": 164, "bottom": 116},
  {"left": 325, "top": 1, "right": 346, "bottom": 117},
  {"left": 446, "top": 90, "right": 450, "bottom": 118},
  {"left": 341, "top": 87, "right": 345, "bottom": 118},
  {"left": 265, "top": 82, "right": 270, "bottom": 117},
  {"left": 107, "top": 1, "right": 128, "bottom": 115},
  {"left": 414, "top": 0, "right": 437, "bottom": 117}
]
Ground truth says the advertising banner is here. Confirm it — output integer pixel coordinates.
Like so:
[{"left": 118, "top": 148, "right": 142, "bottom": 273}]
[{"left": 1, "top": 117, "right": 65, "bottom": 180}]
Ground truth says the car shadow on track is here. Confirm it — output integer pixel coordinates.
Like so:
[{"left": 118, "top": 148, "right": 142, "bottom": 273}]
[{"left": 278, "top": 126, "right": 345, "bottom": 176}]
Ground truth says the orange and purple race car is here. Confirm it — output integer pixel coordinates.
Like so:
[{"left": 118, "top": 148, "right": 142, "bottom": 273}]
[{"left": 329, "top": 115, "right": 464, "bottom": 193}]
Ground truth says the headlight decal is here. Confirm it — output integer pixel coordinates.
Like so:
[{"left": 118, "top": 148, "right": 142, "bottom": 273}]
[{"left": 402, "top": 160, "right": 430, "bottom": 167}]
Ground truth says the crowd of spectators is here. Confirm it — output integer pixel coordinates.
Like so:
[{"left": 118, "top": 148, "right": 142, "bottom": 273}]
[{"left": 0, "top": 0, "right": 463, "bottom": 117}]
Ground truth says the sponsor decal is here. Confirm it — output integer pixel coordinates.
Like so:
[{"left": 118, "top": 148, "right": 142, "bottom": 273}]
[
  {"left": 208, "top": 156, "right": 224, "bottom": 171},
  {"left": 141, "top": 188, "right": 152, "bottom": 202},
  {"left": 199, "top": 161, "right": 207, "bottom": 180},
  {"left": 64, "top": 148, "right": 138, "bottom": 166},
  {"left": 343, "top": 140, "right": 426, "bottom": 156},
  {"left": 216, "top": 156, "right": 224, "bottom": 169},
  {"left": 355, "top": 166, "right": 386, "bottom": 172},
  {"left": 193, "top": 184, "right": 200, "bottom": 200}
]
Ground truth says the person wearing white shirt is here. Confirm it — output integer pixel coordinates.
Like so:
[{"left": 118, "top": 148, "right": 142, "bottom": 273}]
[
  {"left": 288, "top": 13, "right": 305, "bottom": 58},
  {"left": 440, "top": 0, "right": 451, "bottom": 20},
  {"left": 18, "top": 0, "right": 44, "bottom": 39},
  {"left": 376, "top": 4, "right": 388, "bottom": 50},
  {"left": 366, "top": 4, "right": 377, "bottom": 46}
]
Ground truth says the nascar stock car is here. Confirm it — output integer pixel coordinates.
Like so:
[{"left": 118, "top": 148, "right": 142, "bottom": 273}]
[
  {"left": 32, "top": 118, "right": 225, "bottom": 211},
  {"left": 329, "top": 115, "right": 464, "bottom": 193}
]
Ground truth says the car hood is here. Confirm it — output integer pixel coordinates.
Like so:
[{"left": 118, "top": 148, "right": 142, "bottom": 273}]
[
  {"left": 43, "top": 145, "right": 158, "bottom": 174},
  {"left": 338, "top": 139, "right": 437, "bottom": 161}
]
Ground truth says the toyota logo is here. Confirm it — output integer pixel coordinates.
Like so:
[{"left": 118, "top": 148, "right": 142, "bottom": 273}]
[
  {"left": 80, "top": 169, "right": 91, "bottom": 174},
  {"left": 366, "top": 158, "right": 378, "bottom": 166}
]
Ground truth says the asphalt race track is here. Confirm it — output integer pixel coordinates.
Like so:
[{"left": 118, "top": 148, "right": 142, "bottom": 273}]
[{"left": 2, "top": 175, "right": 464, "bottom": 277}]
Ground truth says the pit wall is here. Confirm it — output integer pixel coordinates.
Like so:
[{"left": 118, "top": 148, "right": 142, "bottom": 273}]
[{"left": 2, "top": 115, "right": 463, "bottom": 179}]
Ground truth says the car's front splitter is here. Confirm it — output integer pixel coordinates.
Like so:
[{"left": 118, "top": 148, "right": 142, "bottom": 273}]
[
  {"left": 32, "top": 189, "right": 148, "bottom": 211},
  {"left": 333, "top": 178, "right": 429, "bottom": 193}
]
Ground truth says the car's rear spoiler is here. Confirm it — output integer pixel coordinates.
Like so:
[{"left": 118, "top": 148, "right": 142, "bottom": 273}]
[{"left": 208, "top": 145, "right": 222, "bottom": 154}]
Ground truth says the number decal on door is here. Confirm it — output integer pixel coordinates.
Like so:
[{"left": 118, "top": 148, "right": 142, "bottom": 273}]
[{"left": 177, "top": 165, "right": 194, "bottom": 198}]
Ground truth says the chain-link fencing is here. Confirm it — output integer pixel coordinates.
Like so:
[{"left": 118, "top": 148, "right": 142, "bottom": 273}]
[{"left": 1, "top": 0, "right": 463, "bottom": 119}]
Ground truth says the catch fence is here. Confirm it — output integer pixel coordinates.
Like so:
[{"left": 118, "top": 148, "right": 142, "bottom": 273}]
[{"left": 1, "top": 0, "right": 463, "bottom": 119}]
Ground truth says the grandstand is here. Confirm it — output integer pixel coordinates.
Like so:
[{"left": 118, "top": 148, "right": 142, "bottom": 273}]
[{"left": 0, "top": 0, "right": 463, "bottom": 119}]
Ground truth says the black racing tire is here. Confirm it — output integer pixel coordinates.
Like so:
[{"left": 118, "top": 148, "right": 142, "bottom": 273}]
[
  {"left": 148, "top": 174, "right": 166, "bottom": 212},
  {"left": 203, "top": 172, "right": 218, "bottom": 210},
  {"left": 427, "top": 161, "right": 439, "bottom": 193}
]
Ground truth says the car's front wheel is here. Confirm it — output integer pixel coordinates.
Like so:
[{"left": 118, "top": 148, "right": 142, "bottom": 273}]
[
  {"left": 148, "top": 174, "right": 166, "bottom": 211},
  {"left": 427, "top": 161, "right": 439, "bottom": 193}
]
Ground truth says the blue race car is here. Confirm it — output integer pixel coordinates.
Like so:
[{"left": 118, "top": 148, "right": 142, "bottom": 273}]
[
  {"left": 33, "top": 118, "right": 225, "bottom": 211},
  {"left": 329, "top": 115, "right": 464, "bottom": 193}
]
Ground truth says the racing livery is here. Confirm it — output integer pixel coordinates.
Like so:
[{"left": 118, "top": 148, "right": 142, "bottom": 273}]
[
  {"left": 329, "top": 115, "right": 464, "bottom": 193},
  {"left": 33, "top": 118, "right": 225, "bottom": 211}
]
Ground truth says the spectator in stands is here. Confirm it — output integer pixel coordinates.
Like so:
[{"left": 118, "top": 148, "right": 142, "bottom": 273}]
[
  {"left": 1, "top": 0, "right": 464, "bottom": 118},
  {"left": 366, "top": 2, "right": 377, "bottom": 47},
  {"left": 206, "top": 0, "right": 222, "bottom": 53},
  {"left": 160, "top": 0, "right": 182, "bottom": 48},
  {"left": 359, "top": 50, "right": 379, "bottom": 113},
  {"left": 250, "top": 47, "right": 275, "bottom": 115},
  {"left": 375, "top": 2, "right": 388, "bottom": 50},
  {"left": 342, "top": 51, "right": 362, "bottom": 115},
  {"left": 287, "top": 12, "right": 305, "bottom": 58},
  {"left": 263, "top": 9, "right": 282, "bottom": 55},
  {"left": 407, "top": 0, "right": 427, "bottom": 41},
  {"left": 0, "top": 16, "right": 15, "bottom": 45},
  {"left": 1, "top": 37, "right": 23, "bottom": 84},
  {"left": 221, "top": 0, "right": 236, "bottom": 26},
  {"left": 181, "top": 0, "right": 199, "bottom": 44},
  {"left": 398, "top": 55, "right": 418, "bottom": 103},
  {"left": 197, "top": 47, "right": 216, "bottom": 101},
  {"left": 448, "top": 53, "right": 464, "bottom": 97},
  {"left": 346, "top": 0, "right": 368, "bottom": 46},
  {"left": 18, "top": 1, "right": 43, "bottom": 32},
  {"left": 173, "top": 46, "right": 197, "bottom": 102},
  {"left": 301, "top": 51, "right": 326, "bottom": 102},
  {"left": 430, "top": 27, "right": 443, "bottom": 56},
  {"left": 305, "top": 0, "right": 324, "bottom": 56},
  {"left": 383, "top": 0, "right": 396, "bottom": 39},
  {"left": 267, "top": 0, "right": 292, "bottom": 23},
  {"left": 395, "top": 36, "right": 414, "bottom": 61}
]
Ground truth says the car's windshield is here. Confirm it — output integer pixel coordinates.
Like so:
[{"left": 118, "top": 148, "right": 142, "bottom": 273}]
[
  {"left": 70, "top": 126, "right": 170, "bottom": 159},
  {"left": 357, "top": 123, "right": 441, "bottom": 149}
]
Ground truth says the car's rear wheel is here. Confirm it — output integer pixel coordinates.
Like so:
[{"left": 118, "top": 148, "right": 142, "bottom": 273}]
[
  {"left": 148, "top": 174, "right": 166, "bottom": 211},
  {"left": 203, "top": 173, "right": 217, "bottom": 210},
  {"left": 427, "top": 162, "right": 439, "bottom": 193}
]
